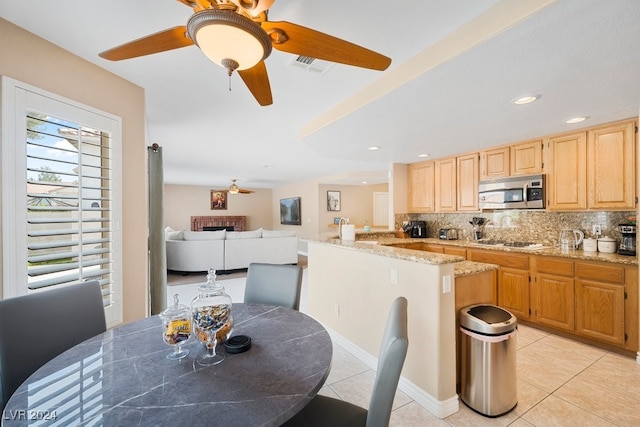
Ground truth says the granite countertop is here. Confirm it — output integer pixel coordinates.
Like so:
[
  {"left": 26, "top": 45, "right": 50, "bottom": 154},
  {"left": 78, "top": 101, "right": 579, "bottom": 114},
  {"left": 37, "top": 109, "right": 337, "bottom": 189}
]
[
  {"left": 383, "top": 237, "right": 639, "bottom": 266},
  {"left": 304, "top": 234, "right": 499, "bottom": 278}
]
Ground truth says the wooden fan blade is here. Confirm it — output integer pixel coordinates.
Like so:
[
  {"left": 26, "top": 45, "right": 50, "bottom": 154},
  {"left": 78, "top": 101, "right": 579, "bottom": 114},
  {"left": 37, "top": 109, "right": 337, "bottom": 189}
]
[
  {"left": 99, "top": 26, "right": 193, "bottom": 61},
  {"left": 262, "top": 21, "right": 391, "bottom": 71},
  {"left": 238, "top": 61, "right": 273, "bottom": 106},
  {"left": 238, "top": 188, "right": 255, "bottom": 194}
]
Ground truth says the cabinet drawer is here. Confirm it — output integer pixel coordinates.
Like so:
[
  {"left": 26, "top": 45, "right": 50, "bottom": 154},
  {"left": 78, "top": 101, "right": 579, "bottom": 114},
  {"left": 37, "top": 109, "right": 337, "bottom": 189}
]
[
  {"left": 575, "top": 262, "right": 624, "bottom": 284},
  {"left": 536, "top": 257, "right": 573, "bottom": 276},
  {"left": 421, "top": 244, "right": 444, "bottom": 253},
  {"left": 444, "top": 246, "right": 467, "bottom": 258},
  {"left": 468, "top": 249, "right": 529, "bottom": 270}
]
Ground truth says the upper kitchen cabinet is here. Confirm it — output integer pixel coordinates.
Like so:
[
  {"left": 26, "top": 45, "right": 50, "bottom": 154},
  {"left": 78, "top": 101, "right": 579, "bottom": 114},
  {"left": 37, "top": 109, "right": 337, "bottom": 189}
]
[
  {"left": 407, "top": 160, "right": 435, "bottom": 212},
  {"left": 436, "top": 157, "right": 457, "bottom": 212},
  {"left": 545, "top": 118, "right": 637, "bottom": 211},
  {"left": 511, "top": 140, "right": 543, "bottom": 176},
  {"left": 480, "top": 146, "right": 510, "bottom": 179},
  {"left": 588, "top": 120, "right": 636, "bottom": 209},
  {"left": 457, "top": 153, "right": 479, "bottom": 211},
  {"left": 544, "top": 132, "right": 587, "bottom": 210}
]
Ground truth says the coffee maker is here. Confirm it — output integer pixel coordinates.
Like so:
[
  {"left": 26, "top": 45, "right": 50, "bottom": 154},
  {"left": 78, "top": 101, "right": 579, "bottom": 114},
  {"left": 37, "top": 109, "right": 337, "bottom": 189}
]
[
  {"left": 410, "top": 221, "right": 427, "bottom": 238},
  {"left": 618, "top": 224, "right": 636, "bottom": 256}
]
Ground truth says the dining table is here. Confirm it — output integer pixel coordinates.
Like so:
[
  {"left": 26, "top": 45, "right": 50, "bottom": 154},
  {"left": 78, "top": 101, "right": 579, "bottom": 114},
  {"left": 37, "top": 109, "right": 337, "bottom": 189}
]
[{"left": 1, "top": 303, "right": 333, "bottom": 426}]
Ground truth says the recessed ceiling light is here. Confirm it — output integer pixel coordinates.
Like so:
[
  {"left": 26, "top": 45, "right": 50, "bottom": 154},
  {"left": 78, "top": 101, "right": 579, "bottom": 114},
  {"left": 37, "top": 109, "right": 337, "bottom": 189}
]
[
  {"left": 418, "top": 154, "right": 430, "bottom": 158},
  {"left": 565, "top": 116, "right": 588, "bottom": 124},
  {"left": 368, "top": 146, "right": 380, "bottom": 151},
  {"left": 513, "top": 95, "right": 540, "bottom": 105},
  {"left": 362, "top": 181, "right": 368, "bottom": 184}
]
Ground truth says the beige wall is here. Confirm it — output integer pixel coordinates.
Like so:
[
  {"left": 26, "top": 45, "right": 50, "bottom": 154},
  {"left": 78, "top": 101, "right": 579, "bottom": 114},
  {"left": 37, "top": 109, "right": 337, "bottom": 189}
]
[
  {"left": 164, "top": 184, "right": 273, "bottom": 231},
  {"left": 318, "top": 183, "right": 388, "bottom": 233},
  {"left": 0, "top": 19, "right": 148, "bottom": 322}
]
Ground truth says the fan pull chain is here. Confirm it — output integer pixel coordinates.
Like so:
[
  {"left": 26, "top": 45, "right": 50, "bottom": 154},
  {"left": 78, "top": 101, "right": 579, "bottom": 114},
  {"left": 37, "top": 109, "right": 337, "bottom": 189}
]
[{"left": 229, "top": 74, "right": 232, "bottom": 92}]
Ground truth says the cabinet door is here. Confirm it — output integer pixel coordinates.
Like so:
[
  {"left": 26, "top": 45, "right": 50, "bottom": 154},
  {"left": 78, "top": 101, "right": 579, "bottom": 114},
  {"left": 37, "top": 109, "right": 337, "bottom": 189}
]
[
  {"left": 545, "top": 132, "right": 587, "bottom": 210},
  {"left": 436, "top": 158, "right": 457, "bottom": 212},
  {"left": 444, "top": 246, "right": 466, "bottom": 258},
  {"left": 588, "top": 120, "right": 636, "bottom": 209},
  {"left": 480, "top": 147, "right": 509, "bottom": 179},
  {"left": 511, "top": 140, "right": 542, "bottom": 176},
  {"left": 457, "top": 153, "right": 479, "bottom": 211},
  {"left": 534, "top": 274, "right": 574, "bottom": 331},
  {"left": 575, "top": 278, "right": 625, "bottom": 346},
  {"left": 498, "top": 267, "right": 530, "bottom": 319},
  {"left": 407, "top": 161, "right": 435, "bottom": 212}
]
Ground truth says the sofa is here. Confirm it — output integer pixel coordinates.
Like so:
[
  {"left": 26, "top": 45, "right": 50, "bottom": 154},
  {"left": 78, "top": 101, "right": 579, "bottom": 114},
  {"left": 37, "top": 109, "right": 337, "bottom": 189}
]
[{"left": 165, "top": 228, "right": 298, "bottom": 273}]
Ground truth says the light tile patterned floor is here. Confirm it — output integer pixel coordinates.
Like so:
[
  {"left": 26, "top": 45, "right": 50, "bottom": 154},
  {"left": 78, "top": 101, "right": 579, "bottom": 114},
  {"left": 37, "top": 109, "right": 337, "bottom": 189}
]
[{"left": 168, "top": 269, "right": 640, "bottom": 426}]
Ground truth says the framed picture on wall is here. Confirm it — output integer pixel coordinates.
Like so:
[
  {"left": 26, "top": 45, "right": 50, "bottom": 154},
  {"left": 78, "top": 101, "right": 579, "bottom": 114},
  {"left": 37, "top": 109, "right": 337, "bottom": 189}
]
[
  {"left": 210, "top": 190, "right": 227, "bottom": 210},
  {"left": 327, "top": 191, "right": 341, "bottom": 211}
]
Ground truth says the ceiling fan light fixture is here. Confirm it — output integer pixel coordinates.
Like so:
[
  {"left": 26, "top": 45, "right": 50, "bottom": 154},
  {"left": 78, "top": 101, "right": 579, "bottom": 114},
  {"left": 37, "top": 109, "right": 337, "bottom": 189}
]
[
  {"left": 229, "top": 181, "right": 240, "bottom": 194},
  {"left": 187, "top": 9, "right": 272, "bottom": 72}
]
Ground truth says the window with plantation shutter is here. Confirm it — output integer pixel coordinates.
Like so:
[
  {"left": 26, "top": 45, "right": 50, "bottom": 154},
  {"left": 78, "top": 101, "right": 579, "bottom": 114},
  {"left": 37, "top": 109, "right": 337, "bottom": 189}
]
[{"left": 2, "top": 77, "right": 122, "bottom": 327}]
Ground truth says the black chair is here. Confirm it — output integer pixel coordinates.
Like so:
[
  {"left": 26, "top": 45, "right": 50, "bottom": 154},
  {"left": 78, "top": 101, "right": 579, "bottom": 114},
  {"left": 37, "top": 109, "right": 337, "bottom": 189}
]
[
  {"left": 243, "top": 263, "right": 303, "bottom": 310},
  {"left": 283, "top": 296, "right": 409, "bottom": 427},
  {"left": 0, "top": 281, "right": 107, "bottom": 410}
]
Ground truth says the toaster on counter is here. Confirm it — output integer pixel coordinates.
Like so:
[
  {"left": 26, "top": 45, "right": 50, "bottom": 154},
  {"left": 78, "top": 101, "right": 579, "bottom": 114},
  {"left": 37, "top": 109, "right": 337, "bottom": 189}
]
[{"left": 439, "top": 228, "right": 458, "bottom": 240}]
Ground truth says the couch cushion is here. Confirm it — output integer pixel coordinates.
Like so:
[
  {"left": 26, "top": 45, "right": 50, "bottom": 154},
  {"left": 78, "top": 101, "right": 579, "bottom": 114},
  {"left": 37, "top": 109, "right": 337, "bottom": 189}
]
[
  {"left": 262, "top": 230, "right": 297, "bottom": 238},
  {"left": 165, "top": 226, "right": 184, "bottom": 240},
  {"left": 183, "top": 230, "right": 226, "bottom": 241},
  {"left": 226, "top": 229, "right": 263, "bottom": 240}
]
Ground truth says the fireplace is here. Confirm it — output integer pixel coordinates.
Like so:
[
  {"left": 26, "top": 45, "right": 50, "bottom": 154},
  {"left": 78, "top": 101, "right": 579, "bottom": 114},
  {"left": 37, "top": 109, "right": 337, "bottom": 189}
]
[
  {"left": 191, "top": 216, "right": 246, "bottom": 232},
  {"left": 203, "top": 226, "right": 234, "bottom": 232}
]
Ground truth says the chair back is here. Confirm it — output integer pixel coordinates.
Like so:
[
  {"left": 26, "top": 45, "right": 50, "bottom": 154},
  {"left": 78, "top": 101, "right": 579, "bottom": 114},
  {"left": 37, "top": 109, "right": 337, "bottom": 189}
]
[
  {"left": 366, "top": 297, "right": 409, "bottom": 427},
  {"left": 244, "top": 263, "right": 303, "bottom": 310},
  {"left": 0, "top": 281, "right": 106, "bottom": 410}
]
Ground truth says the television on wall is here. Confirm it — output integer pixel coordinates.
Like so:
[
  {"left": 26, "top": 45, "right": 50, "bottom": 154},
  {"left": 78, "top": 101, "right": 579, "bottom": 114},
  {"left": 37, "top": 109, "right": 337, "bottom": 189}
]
[{"left": 280, "top": 197, "right": 301, "bottom": 225}]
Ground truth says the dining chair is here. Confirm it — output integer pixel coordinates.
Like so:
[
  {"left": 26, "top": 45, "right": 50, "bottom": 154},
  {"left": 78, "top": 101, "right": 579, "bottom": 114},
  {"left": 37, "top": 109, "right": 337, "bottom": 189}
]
[
  {"left": 283, "top": 296, "right": 409, "bottom": 427},
  {"left": 243, "top": 263, "right": 303, "bottom": 310},
  {"left": 0, "top": 281, "right": 107, "bottom": 410}
]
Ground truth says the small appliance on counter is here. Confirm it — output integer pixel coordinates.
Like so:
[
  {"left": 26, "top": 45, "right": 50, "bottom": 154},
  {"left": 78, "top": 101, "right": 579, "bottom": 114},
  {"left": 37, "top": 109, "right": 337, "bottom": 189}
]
[
  {"left": 439, "top": 228, "right": 458, "bottom": 240},
  {"left": 469, "top": 217, "right": 487, "bottom": 240},
  {"left": 410, "top": 220, "right": 427, "bottom": 238},
  {"left": 618, "top": 223, "right": 636, "bottom": 256}
]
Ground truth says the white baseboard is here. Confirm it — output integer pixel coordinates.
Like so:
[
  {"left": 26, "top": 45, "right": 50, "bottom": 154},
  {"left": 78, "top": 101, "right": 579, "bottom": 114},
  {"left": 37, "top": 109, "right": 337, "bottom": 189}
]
[{"left": 326, "top": 326, "right": 459, "bottom": 419}]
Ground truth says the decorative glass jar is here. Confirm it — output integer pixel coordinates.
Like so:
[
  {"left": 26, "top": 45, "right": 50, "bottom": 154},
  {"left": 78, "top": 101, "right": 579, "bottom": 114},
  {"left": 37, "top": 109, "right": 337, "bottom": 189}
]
[
  {"left": 160, "top": 294, "right": 191, "bottom": 360},
  {"left": 191, "top": 268, "right": 232, "bottom": 366}
]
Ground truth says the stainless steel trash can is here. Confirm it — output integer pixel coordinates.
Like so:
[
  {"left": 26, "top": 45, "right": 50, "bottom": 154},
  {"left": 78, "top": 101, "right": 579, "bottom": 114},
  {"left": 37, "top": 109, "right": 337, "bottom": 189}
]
[{"left": 460, "top": 304, "right": 518, "bottom": 417}]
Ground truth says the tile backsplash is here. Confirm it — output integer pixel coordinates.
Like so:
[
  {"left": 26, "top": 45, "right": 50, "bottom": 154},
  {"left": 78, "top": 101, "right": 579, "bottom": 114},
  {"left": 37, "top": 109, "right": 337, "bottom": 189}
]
[{"left": 396, "top": 210, "right": 636, "bottom": 246}]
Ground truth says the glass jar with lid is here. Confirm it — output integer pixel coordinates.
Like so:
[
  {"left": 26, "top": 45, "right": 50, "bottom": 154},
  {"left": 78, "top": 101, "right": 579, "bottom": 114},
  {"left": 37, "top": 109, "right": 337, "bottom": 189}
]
[
  {"left": 160, "top": 294, "right": 192, "bottom": 360},
  {"left": 191, "top": 268, "right": 232, "bottom": 366}
]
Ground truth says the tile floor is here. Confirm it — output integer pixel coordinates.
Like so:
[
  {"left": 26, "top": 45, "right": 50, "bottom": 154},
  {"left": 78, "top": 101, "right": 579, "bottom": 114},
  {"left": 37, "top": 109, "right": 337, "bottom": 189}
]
[{"left": 168, "top": 268, "right": 640, "bottom": 426}]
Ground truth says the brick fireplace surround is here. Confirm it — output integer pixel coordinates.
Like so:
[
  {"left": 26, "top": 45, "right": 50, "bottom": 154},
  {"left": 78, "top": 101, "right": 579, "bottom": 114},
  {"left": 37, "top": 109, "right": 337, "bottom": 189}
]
[{"left": 190, "top": 216, "right": 247, "bottom": 232}]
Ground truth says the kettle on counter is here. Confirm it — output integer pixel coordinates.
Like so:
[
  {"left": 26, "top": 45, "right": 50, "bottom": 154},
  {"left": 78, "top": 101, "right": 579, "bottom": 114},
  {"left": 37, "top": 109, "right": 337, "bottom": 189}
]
[{"left": 559, "top": 229, "right": 584, "bottom": 250}]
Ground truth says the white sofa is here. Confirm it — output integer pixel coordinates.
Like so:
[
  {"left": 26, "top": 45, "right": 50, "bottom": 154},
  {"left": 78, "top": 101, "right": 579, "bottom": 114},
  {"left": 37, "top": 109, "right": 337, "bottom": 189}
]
[{"left": 165, "top": 228, "right": 298, "bottom": 273}]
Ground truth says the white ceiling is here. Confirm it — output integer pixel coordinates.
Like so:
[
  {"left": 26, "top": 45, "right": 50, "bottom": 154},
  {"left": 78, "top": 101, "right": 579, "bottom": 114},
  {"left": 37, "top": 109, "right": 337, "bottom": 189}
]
[{"left": 1, "top": 0, "right": 639, "bottom": 190}]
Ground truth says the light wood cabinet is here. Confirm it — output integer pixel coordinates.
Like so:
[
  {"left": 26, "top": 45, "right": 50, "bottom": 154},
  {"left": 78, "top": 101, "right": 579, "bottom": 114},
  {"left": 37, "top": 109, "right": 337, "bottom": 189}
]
[
  {"left": 480, "top": 146, "right": 510, "bottom": 179},
  {"left": 532, "top": 257, "right": 574, "bottom": 332},
  {"left": 435, "top": 157, "right": 457, "bottom": 212},
  {"left": 457, "top": 153, "right": 479, "bottom": 211},
  {"left": 587, "top": 121, "right": 636, "bottom": 209},
  {"left": 544, "top": 132, "right": 587, "bottom": 210},
  {"left": 511, "top": 140, "right": 543, "bottom": 176},
  {"left": 407, "top": 161, "right": 435, "bottom": 213},
  {"left": 545, "top": 119, "right": 636, "bottom": 211},
  {"left": 467, "top": 249, "right": 530, "bottom": 319}
]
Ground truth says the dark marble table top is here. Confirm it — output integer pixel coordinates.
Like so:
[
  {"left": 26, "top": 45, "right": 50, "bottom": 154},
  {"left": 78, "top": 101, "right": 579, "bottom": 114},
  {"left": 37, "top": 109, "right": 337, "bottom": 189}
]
[{"left": 2, "top": 304, "right": 332, "bottom": 426}]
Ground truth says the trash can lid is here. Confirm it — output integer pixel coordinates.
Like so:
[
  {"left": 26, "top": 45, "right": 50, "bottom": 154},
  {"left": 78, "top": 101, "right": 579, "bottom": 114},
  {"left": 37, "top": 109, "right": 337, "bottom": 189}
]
[{"left": 460, "top": 304, "right": 517, "bottom": 335}]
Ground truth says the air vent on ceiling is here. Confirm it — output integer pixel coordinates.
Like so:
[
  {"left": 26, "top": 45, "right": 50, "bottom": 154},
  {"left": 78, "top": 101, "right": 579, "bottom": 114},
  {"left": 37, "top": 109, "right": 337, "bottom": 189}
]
[{"left": 289, "top": 56, "right": 334, "bottom": 75}]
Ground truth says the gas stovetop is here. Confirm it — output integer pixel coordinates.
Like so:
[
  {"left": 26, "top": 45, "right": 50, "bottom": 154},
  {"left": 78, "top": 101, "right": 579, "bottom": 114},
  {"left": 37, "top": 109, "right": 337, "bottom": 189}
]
[{"left": 475, "top": 239, "right": 548, "bottom": 250}]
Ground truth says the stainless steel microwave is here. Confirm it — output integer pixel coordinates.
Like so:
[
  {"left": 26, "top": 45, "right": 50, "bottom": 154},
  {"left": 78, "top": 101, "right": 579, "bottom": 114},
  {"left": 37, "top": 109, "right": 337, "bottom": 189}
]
[{"left": 478, "top": 175, "right": 545, "bottom": 210}]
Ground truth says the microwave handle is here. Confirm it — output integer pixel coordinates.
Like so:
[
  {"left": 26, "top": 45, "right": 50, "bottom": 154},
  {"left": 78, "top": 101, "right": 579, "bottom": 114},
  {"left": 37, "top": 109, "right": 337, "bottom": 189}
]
[{"left": 523, "top": 182, "right": 528, "bottom": 202}]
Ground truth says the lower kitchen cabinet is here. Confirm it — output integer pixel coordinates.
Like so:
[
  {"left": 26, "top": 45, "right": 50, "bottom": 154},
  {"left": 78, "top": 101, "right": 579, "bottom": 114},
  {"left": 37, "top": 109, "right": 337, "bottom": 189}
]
[
  {"left": 575, "top": 278, "right": 624, "bottom": 346},
  {"left": 533, "top": 257, "right": 575, "bottom": 332},
  {"left": 498, "top": 267, "right": 530, "bottom": 319},
  {"left": 467, "top": 248, "right": 638, "bottom": 353}
]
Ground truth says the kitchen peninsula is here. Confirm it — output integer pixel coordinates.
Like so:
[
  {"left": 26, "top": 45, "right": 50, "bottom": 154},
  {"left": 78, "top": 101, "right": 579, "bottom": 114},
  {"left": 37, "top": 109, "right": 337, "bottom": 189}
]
[{"left": 304, "top": 234, "right": 498, "bottom": 418}]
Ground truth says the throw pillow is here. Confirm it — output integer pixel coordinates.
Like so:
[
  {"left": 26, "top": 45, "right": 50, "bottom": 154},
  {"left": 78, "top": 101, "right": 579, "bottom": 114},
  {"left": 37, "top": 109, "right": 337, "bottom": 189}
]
[{"left": 225, "top": 228, "right": 263, "bottom": 239}]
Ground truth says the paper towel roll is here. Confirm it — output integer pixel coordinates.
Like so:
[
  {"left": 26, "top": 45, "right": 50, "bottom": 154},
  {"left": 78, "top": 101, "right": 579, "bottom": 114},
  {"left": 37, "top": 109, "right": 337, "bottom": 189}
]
[{"left": 340, "top": 224, "right": 356, "bottom": 241}]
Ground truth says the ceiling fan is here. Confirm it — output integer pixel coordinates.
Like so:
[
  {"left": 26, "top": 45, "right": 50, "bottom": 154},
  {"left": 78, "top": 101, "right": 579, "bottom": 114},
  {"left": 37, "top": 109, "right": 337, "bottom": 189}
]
[
  {"left": 98, "top": 0, "right": 391, "bottom": 106},
  {"left": 226, "top": 179, "right": 255, "bottom": 194}
]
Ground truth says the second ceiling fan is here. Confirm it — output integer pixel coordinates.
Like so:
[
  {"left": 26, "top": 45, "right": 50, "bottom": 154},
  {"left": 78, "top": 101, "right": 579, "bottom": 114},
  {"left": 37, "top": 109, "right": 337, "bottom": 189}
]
[{"left": 99, "top": 0, "right": 391, "bottom": 106}]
